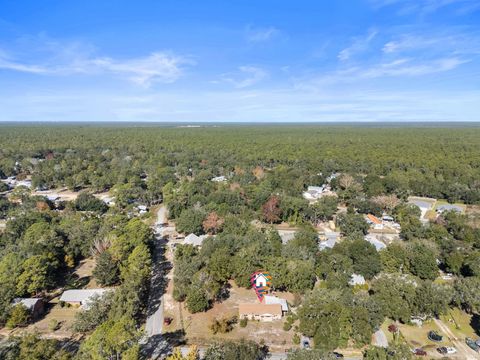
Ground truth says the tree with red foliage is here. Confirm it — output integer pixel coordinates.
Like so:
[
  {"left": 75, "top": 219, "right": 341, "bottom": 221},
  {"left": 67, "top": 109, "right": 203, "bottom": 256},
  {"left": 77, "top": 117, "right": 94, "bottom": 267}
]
[
  {"left": 262, "top": 196, "right": 282, "bottom": 224},
  {"left": 203, "top": 211, "right": 224, "bottom": 235}
]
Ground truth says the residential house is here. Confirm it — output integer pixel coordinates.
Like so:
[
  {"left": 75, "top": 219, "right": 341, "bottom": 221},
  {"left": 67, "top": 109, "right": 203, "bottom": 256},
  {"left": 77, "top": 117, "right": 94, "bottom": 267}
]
[
  {"left": 349, "top": 274, "right": 366, "bottom": 286},
  {"left": 319, "top": 232, "right": 339, "bottom": 250},
  {"left": 239, "top": 303, "right": 283, "bottom": 322},
  {"left": 46, "top": 194, "right": 60, "bottom": 202},
  {"left": 137, "top": 205, "right": 148, "bottom": 214},
  {"left": 302, "top": 185, "right": 336, "bottom": 202},
  {"left": 366, "top": 214, "right": 384, "bottom": 230},
  {"left": 365, "top": 235, "right": 386, "bottom": 251},
  {"left": 184, "top": 233, "right": 210, "bottom": 247},
  {"left": 12, "top": 298, "right": 45, "bottom": 320},
  {"left": 436, "top": 204, "right": 464, "bottom": 214},
  {"left": 60, "top": 289, "right": 108, "bottom": 309},
  {"left": 102, "top": 196, "right": 115, "bottom": 206},
  {"left": 264, "top": 295, "right": 289, "bottom": 315},
  {"left": 278, "top": 230, "right": 296, "bottom": 244},
  {"left": 211, "top": 176, "right": 227, "bottom": 182}
]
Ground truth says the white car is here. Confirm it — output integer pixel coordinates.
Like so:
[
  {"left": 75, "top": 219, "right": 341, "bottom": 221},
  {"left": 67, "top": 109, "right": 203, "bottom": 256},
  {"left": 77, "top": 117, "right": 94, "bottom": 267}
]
[{"left": 445, "top": 347, "right": 457, "bottom": 354}]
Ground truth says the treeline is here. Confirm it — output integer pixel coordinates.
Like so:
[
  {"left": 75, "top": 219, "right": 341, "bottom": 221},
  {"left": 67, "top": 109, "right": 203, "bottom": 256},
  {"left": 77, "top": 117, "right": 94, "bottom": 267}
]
[{"left": 1, "top": 125, "right": 480, "bottom": 204}]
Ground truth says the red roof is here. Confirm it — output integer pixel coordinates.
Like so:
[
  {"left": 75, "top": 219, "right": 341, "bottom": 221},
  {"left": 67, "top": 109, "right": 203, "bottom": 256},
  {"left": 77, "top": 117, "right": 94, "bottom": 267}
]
[{"left": 367, "top": 214, "right": 382, "bottom": 225}]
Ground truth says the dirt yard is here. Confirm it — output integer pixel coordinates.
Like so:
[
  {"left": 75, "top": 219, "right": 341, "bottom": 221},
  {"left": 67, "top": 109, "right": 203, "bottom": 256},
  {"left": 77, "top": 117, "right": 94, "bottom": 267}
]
[
  {"left": 74, "top": 258, "right": 98, "bottom": 288},
  {"left": 31, "top": 188, "right": 112, "bottom": 203},
  {"left": 163, "top": 281, "right": 296, "bottom": 351}
]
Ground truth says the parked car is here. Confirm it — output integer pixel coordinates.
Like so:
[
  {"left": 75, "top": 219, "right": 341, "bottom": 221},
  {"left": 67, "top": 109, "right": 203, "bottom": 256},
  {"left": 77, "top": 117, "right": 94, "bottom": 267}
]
[
  {"left": 332, "top": 352, "right": 344, "bottom": 358},
  {"left": 466, "top": 337, "right": 479, "bottom": 352},
  {"left": 445, "top": 347, "right": 457, "bottom": 354},
  {"left": 163, "top": 317, "right": 173, "bottom": 325},
  {"left": 437, "top": 347, "right": 447, "bottom": 354},
  {"left": 412, "top": 348, "right": 427, "bottom": 356},
  {"left": 428, "top": 330, "right": 443, "bottom": 342}
]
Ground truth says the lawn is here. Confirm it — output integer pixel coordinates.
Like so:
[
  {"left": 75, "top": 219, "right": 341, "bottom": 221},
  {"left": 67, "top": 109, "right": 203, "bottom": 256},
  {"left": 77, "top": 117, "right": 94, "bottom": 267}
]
[
  {"left": 381, "top": 319, "right": 454, "bottom": 349},
  {"left": 6, "top": 303, "right": 81, "bottom": 339},
  {"left": 440, "top": 308, "right": 479, "bottom": 340}
]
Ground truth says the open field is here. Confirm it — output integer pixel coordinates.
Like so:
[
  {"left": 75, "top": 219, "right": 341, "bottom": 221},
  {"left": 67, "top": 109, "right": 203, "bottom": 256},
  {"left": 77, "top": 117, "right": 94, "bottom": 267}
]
[{"left": 440, "top": 308, "right": 479, "bottom": 340}]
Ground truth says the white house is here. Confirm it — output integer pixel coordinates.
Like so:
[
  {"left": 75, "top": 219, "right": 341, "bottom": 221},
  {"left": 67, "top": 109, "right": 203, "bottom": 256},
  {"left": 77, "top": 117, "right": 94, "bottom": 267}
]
[
  {"left": 60, "top": 289, "right": 108, "bottom": 309},
  {"left": 319, "top": 232, "right": 339, "bottom": 250},
  {"left": 211, "top": 176, "right": 227, "bottom": 182},
  {"left": 302, "top": 186, "right": 325, "bottom": 201},
  {"left": 349, "top": 274, "right": 366, "bottom": 286},
  {"left": 184, "top": 233, "right": 210, "bottom": 247},
  {"left": 46, "top": 194, "right": 60, "bottom": 202},
  {"left": 365, "top": 235, "right": 386, "bottom": 251},
  {"left": 102, "top": 197, "right": 115, "bottom": 206}
]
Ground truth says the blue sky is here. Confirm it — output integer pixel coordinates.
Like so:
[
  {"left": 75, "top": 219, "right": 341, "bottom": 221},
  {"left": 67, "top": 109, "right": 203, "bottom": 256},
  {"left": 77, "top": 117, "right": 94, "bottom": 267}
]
[{"left": 0, "top": 0, "right": 479, "bottom": 122}]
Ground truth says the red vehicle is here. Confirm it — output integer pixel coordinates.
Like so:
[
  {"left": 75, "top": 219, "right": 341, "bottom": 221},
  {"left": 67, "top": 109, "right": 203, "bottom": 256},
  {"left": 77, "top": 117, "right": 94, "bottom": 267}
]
[
  {"left": 163, "top": 317, "right": 173, "bottom": 325},
  {"left": 412, "top": 348, "right": 427, "bottom": 356}
]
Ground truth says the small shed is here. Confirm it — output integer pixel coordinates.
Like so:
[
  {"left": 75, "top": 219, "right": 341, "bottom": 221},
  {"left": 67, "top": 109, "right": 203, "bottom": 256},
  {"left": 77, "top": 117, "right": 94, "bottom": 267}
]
[
  {"left": 12, "top": 298, "right": 45, "bottom": 320},
  {"left": 349, "top": 274, "right": 366, "bottom": 286}
]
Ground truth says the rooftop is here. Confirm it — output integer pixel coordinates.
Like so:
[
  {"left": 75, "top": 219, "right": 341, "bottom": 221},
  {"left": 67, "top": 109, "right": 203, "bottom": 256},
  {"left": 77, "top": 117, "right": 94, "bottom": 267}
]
[
  {"left": 239, "top": 303, "right": 283, "bottom": 316},
  {"left": 60, "top": 289, "right": 107, "bottom": 308},
  {"left": 13, "top": 298, "right": 42, "bottom": 309},
  {"left": 264, "top": 295, "right": 288, "bottom": 312}
]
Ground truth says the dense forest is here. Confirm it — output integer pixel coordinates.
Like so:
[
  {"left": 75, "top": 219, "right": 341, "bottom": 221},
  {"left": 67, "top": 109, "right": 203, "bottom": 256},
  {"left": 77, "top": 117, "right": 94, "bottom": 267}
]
[
  {"left": 1, "top": 125, "right": 480, "bottom": 204},
  {"left": 1, "top": 124, "right": 480, "bottom": 360}
]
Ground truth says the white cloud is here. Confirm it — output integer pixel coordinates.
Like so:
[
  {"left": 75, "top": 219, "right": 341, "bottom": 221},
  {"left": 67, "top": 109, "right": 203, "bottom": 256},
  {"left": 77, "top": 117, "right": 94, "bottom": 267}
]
[
  {"left": 0, "top": 40, "right": 191, "bottom": 87},
  {"left": 246, "top": 26, "right": 279, "bottom": 42},
  {"left": 88, "top": 52, "right": 190, "bottom": 86},
  {"left": 361, "top": 57, "right": 468, "bottom": 77},
  {"left": 370, "top": 0, "right": 480, "bottom": 14},
  {"left": 338, "top": 29, "right": 378, "bottom": 61},
  {"left": 382, "top": 31, "right": 480, "bottom": 54},
  {"left": 221, "top": 66, "right": 267, "bottom": 88},
  {"left": 294, "top": 57, "right": 468, "bottom": 90}
]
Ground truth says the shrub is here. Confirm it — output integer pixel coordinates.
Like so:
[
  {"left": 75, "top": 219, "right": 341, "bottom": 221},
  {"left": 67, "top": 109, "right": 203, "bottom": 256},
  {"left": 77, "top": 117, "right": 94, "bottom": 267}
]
[
  {"left": 49, "top": 319, "right": 60, "bottom": 331},
  {"left": 6, "top": 304, "right": 29, "bottom": 329},
  {"left": 283, "top": 321, "right": 292, "bottom": 331}
]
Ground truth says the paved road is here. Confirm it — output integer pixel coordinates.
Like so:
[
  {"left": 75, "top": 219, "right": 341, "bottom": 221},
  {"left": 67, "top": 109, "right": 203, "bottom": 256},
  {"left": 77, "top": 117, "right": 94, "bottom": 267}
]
[
  {"left": 433, "top": 318, "right": 478, "bottom": 360},
  {"left": 145, "top": 206, "right": 167, "bottom": 336},
  {"left": 141, "top": 206, "right": 170, "bottom": 359}
]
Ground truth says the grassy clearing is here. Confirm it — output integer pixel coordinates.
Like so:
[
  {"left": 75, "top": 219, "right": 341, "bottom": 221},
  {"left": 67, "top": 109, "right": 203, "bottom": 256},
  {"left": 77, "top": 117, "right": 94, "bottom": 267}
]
[
  {"left": 391, "top": 320, "right": 454, "bottom": 349},
  {"left": 440, "top": 308, "right": 478, "bottom": 340}
]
